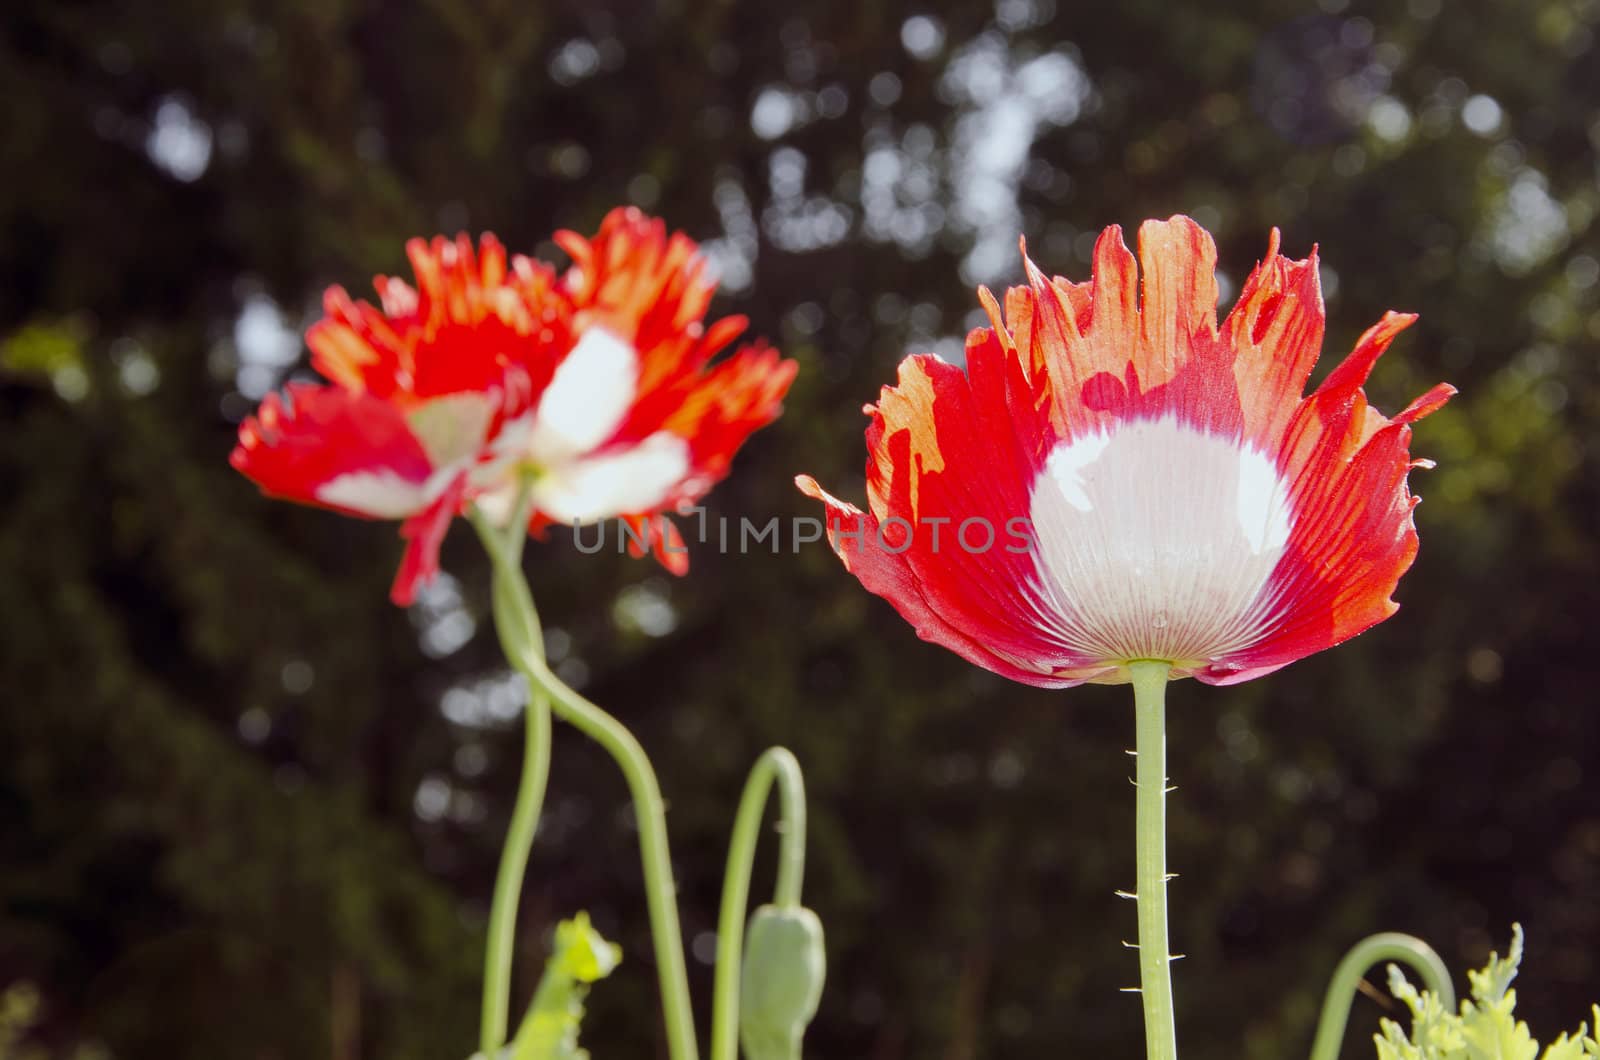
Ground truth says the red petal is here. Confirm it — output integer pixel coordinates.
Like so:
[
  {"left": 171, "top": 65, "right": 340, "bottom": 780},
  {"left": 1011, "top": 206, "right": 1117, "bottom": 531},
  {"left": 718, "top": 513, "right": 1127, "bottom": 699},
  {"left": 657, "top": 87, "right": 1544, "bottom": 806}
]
[
  {"left": 797, "top": 476, "right": 1088, "bottom": 688},
  {"left": 309, "top": 234, "right": 570, "bottom": 410},
  {"left": 231, "top": 383, "right": 434, "bottom": 517},
  {"left": 1134, "top": 216, "right": 1221, "bottom": 389},
  {"left": 1206, "top": 320, "right": 1453, "bottom": 680},
  {"left": 390, "top": 474, "right": 470, "bottom": 606},
  {"left": 618, "top": 513, "right": 690, "bottom": 575},
  {"left": 1204, "top": 419, "right": 1424, "bottom": 682},
  {"left": 801, "top": 353, "right": 1112, "bottom": 687},
  {"left": 1219, "top": 229, "right": 1327, "bottom": 447}
]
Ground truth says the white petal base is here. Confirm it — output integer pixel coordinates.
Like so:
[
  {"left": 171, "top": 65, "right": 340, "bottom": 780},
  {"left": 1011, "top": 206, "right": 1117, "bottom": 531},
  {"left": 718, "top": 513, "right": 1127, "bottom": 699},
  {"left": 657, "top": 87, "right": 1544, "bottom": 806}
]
[
  {"left": 528, "top": 327, "right": 639, "bottom": 461},
  {"left": 1028, "top": 415, "right": 1292, "bottom": 666},
  {"left": 531, "top": 432, "right": 691, "bottom": 525},
  {"left": 317, "top": 466, "right": 456, "bottom": 519}
]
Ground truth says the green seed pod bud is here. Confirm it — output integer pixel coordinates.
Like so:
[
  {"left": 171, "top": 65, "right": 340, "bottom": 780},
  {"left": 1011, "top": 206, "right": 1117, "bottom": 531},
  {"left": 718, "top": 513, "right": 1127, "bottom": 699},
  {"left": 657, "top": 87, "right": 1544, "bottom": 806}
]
[{"left": 739, "top": 904, "right": 826, "bottom": 1060}]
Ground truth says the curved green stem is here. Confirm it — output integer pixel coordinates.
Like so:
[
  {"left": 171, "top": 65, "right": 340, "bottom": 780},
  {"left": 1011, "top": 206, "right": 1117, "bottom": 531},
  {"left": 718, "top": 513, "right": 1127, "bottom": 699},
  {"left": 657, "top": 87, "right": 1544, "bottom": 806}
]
[
  {"left": 1130, "top": 661, "right": 1178, "bottom": 1060},
  {"left": 470, "top": 487, "right": 543, "bottom": 657},
  {"left": 516, "top": 649, "right": 701, "bottom": 1060},
  {"left": 480, "top": 677, "right": 551, "bottom": 1055},
  {"left": 1308, "top": 933, "right": 1455, "bottom": 1060},
  {"left": 470, "top": 493, "right": 554, "bottom": 1057},
  {"left": 709, "top": 748, "right": 809, "bottom": 1060}
]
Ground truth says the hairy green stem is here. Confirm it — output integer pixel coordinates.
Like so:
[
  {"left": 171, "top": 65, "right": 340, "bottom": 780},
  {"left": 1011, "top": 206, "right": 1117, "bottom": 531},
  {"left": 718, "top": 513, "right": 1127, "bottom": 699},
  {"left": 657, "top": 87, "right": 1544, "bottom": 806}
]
[
  {"left": 469, "top": 494, "right": 554, "bottom": 1057},
  {"left": 1308, "top": 933, "right": 1455, "bottom": 1060},
  {"left": 517, "top": 648, "right": 701, "bottom": 1060},
  {"left": 709, "top": 748, "right": 808, "bottom": 1060},
  {"left": 1130, "top": 661, "right": 1178, "bottom": 1060}
]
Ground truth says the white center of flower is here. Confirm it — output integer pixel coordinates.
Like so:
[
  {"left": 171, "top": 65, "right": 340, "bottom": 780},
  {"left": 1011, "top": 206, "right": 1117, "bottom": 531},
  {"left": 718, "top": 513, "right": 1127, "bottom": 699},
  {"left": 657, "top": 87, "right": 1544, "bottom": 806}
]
[
  {"left": 478, "top": 326, "right": 692, "bottom": 526},
  {"left": 1027, "top": 415, "right": 1292, "bottom": 666}
]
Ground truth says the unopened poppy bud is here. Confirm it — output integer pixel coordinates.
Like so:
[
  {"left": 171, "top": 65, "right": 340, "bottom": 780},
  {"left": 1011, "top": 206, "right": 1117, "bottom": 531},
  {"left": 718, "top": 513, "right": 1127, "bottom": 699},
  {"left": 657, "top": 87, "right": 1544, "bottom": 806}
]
[{"left": 739, "top": 904, "right": 826, "bottom": 1060}]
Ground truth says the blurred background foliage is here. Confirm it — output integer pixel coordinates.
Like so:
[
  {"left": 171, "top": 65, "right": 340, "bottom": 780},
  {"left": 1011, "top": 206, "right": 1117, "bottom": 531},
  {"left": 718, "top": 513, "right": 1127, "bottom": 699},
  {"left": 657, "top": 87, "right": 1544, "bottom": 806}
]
[{"left": 2, "top": 0, "right": 1598, "bottom": 1057}]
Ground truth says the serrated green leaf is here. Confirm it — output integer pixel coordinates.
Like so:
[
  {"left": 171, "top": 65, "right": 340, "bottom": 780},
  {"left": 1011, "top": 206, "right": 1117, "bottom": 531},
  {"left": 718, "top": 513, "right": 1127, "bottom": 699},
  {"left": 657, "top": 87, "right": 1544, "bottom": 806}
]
[
  {"left": 507, "top": 912, "right": 621, "bottom": 1060},
  {"left": 1375, "top": 926, "right": 1600, "bottom": 1060},
  {"left": 1544, "top": 1032, "right": 1589, "bottom": 1060},
  {"left": 1466, "top": 923, "right": 1524, "bottom": 1006}
]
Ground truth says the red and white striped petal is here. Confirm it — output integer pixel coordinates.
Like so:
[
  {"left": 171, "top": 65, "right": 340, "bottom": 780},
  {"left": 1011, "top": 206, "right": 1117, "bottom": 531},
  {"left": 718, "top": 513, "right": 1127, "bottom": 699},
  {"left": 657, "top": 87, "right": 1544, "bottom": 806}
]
[
  {"left": 231, "top": 383, "right": 441, "bottom": 519},
  {"left": 391, "top": 473, "right": 471, "bottom": 606},
  {"left": 800, "top": 352, "right": 1117, "bottom": 688},
  {"left": 800, "top": 216, "right": 1453, "bottom": 687},
  {"left": 233, "top": 383, "right": 514, "bottom": 606}
]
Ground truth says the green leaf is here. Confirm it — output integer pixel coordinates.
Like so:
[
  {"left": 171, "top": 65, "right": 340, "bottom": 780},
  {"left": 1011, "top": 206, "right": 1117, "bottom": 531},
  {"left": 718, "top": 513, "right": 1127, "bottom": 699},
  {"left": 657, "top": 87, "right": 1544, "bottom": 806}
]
[
  {"left": 1375, "top": 926, "right": 1600, "bottom": 1060},
  {"left": 505, "top": 913, "right": 621, "bottom": 1060},
  {"left": 1466, "top": 923, "right": 1524, "bottom": 1006}
]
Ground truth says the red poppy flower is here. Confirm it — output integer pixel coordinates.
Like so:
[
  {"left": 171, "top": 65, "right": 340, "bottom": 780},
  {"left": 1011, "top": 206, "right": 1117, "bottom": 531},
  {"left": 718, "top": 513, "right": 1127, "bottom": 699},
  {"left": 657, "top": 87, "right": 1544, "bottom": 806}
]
[
  {"left": 232, "top": 208, "right": 795, "bottom": 605},
  {"left": 798, "top": 216, "right": 1454, "bottom": 687}
]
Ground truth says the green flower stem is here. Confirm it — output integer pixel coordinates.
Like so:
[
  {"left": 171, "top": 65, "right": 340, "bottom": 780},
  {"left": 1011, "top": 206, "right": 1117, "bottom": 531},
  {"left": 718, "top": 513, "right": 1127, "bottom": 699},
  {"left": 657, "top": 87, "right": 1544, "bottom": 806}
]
[
  {"left": 1307, "top": 933, "right": 1455, "bottom": 1060},
  {"left": 469, "top": 493, "right": 555, "bottom": 1057},
  {"left": 515, "top": 645, "right": 701, "bottom": 1060},
  {"left": 709, "top": 747, "right": 809, "bottom": 1060},
  {"left": 480, "top": 676, "right": 551, "bottom": 1056},
  {"left": 1130, "top": 661, "right": 1179, "bottom": 1060}
]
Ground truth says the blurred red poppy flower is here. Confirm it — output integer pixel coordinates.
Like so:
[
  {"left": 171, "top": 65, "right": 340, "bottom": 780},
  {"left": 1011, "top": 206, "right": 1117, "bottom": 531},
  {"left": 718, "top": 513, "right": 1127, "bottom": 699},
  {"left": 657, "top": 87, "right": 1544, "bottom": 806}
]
[
  {"left": 232, "top": 208, "right": 795, "bottom": 605},
  {"left": 798, "top": 216, "right": 1453, "bottom": 687}
]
